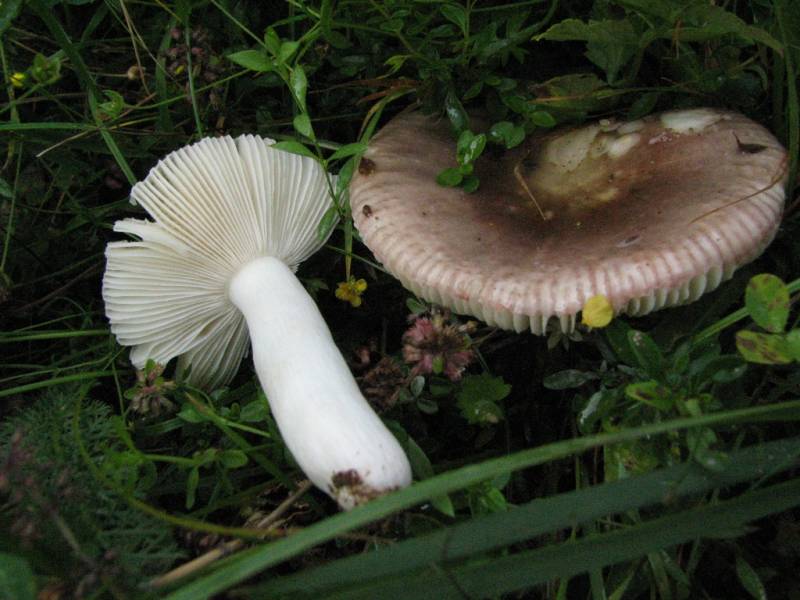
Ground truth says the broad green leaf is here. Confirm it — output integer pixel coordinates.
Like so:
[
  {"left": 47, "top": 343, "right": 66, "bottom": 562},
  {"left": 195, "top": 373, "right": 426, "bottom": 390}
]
[
  {"left": 404, "top": 434, "right": 454, "bottom": 518},
  {"left": 240, "top": 399, "right": 269, "bottom": 423},
  {"left": 488, "top": 121, "right": 525, "bottom": 149},
  {"left": 273, "top": 140, "right": 316, "bottom": 159},
  {"left": 444, "top": 91, "right": 468, "bottom": 132},
  {"left": 227, "top": 49, "right": 272, "bottom": 72},
  {"left": 457, "top": 373, "right": 510, "bottom": 425},
  {"left": 320, "top": 0, "right": 349, "bottom": 48},
  {"left": 536, "top": 19, "right": 639, "bottom": 83},
  {"left": 735, "top": 555, "right": 768, "bottom": 600},
  {"left": 745, "top": 273, "right": 789, "bottom": 333},
  {"left": 436, "top": 167, "right": 463, "bottom": 187},
  {"left": 456, "top": 130, "right": 486, "bottom": 165},
  {"left": 529, "top": 110, "right": 556, "bottom": 128},
  {"left": 786, "top": 329, "right": 800, "bottom": 360},
  {"left": 328, "top": 142, "right": 367, "bottom": 162},
  {"left": 186, "top": 465, "right": 199, "bottom": 509},
  {"left": 219, "top": 449, "right": 248, "bottom": 469},
  {"left": 677, "top": 4, "right": 782, "bottom": 52},
  {"left": 0, "top": 0, "right": 23, "bottom": 37},
  {"left": 293, "top": 113, "right": 314, "bottom": 139},
  {"left": 440, "top": 4, "right": 467, "bottom": 33},
  {"left": 627, "top": 330, "right": 665, "bottom": 378},
  {"left": 278, "top": 41, "right": 300, "bottom": 63},
  {"left": 0, "top": 177, "right": 13, "bottom": 199},
  {"left": 317, "top": 205, "right": 340, "bottom": 242},
  {"left": 543, "top": 370, "right": 599, "bottom": 390},
  {"left": 263, "top": 29, "right": 281, "bottom": 55},
  {"left": 736, "top": 331, "right": 793, "bottom": 365},
  {"left": 290, "top": 65, "right": 308, "bottom": 110},
  {"left": 461, "top": 174, "right": 480, "bottom": 193},
  {"left": 625, "top": 381, "right": 672, "bottom": 411}
]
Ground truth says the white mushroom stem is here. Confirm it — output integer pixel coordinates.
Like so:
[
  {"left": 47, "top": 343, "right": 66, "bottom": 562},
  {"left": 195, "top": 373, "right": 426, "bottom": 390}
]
[{"left": 228, "top": 255, "right": 412, "bottom": 509}]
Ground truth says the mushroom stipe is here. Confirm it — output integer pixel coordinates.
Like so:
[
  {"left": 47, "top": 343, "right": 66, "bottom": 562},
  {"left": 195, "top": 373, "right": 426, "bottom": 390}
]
[
  {"left": 349, "top": 108, "right": 787, "bottom": 333},
  {"left": 103, "top": 135, "right": 412, "bottom": 509}
]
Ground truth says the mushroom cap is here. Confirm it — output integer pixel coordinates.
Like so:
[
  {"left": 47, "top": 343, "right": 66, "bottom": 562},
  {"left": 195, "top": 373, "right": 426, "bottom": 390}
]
[
  {"left": 349, "top": 109, "right": 787, "bottom": 333},
  {"left": 103, "top": 135, "right": 335, "bottom": 388}
]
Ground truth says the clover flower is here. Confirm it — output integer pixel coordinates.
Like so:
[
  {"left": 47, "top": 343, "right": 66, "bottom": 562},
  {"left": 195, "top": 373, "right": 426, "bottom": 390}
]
[{"left": 402, "top": 310, "right": 475, "bottom": 381}]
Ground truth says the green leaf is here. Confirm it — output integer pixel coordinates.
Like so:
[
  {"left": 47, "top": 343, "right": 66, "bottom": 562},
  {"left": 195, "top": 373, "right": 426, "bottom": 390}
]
[
  {"left": 178, "top": 403, "right": 206, "bottom": 424},
  {"left": 529, "top": 110, "right": 556, "bottom": 127},
  {"left": 186, "top": 466, "right": 199, "bottom": 509},
  {"left": 543, "top": 369, "right": 599, "bottom": 390},
  {"left": 627, "top": 330, "right": 665, "bottom": 378},
  {"left": 0, "top": 553, "right": 36, "bottom": 600},
  {"left": 219, "top": 449, "right": 249, "bottom": 469},
  {"left": 0, "top": 0, "right": 23, "bottom": 37},
  {"left": 97, "top": 89, "right": 125, "bottom": 121},
  {"left": 461, "top": 174, "right": 480, "bottom": 193},
  {"left": 278, "top": 41, "right": 300, "bottom": 63},
  {"left": 457, "top": 130, "right": 486, "bottom": 165},
  {"left": 444, "top": 91, "right": 468, "bottom": 132},
  {"left": 272, "top": 140, "right": 316, "bottom": 158},
  {"left": 488, "top": 121, "right": 525, "bottom": 149},
  {"left": 536, "top": 19, "right": 639, "bottom": 83},
  {"left": 240, "top": 399, "right": 269, "bottom": 423},
  {"left": 317, "top": 205, "right": 339, "bottom": 241},
  {"left": 293, "top": 113, "right": 314, "bottom": 139},
  {"left": 745, "top": 273, "right": 790, "bottom": 333},
  {"left": 625, "top": 381, "right": 672, "bottom": 411},
  {"left": 328, "top": 142, "right": 367, "bottom": 162},
  {"left": 735, "top": 555, "right": 768, "bottom": 600},
  {"left": 677, "top": 4, "right": 782, "bottom": 53},
  {"left": 786, "top": 329, "right": 800, "bottom": 360},
  {"left": 436, "top": 167, "right": 463, "bottom": 187},
  {"left": 736, "top": 331, "right": 793, "bottom": 365},
  {"left": 440, "top": 4, "right": 467, "bottom": 33},
  {"left": 320, "top": 0, "right": 349, "bottom": 48},
  {"left": 0, "top": 177, "right": 13, "bottom": 199},
  {"left": 404, "top": 435, "right": 455, "bottom": 517},
  {"left": 227, "top": 49, "right": 272, "bottom": 72},
  {"left": 290, "top": 65, "right": 308, "bottom": 110},
  {"left": 457, "top": 373, "right": 510, "bottom": 425}
]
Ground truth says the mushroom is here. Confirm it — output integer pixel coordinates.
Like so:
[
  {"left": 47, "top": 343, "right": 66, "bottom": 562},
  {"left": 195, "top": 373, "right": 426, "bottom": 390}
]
[
  {"left": 103, "top": 135, "right": 412, "bottom": 509},
  {"left": 349, "top": 108, "right": 787, "bottom": 333}
]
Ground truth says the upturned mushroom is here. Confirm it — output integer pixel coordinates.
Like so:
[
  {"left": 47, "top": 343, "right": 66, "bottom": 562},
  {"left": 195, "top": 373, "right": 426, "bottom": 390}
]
[
  {"left": 349, "top": 108, "right": 787, "bottom": 332},
  {"left": 103, "top": 135, "right": 412, "bottom": 509}
]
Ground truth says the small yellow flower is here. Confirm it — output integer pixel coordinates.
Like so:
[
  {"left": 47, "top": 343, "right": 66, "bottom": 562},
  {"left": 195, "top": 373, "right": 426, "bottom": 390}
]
[
  {"left": 582, "top": 294, "right": 614, "bottom": 328},
  {"left": 9, "top": 72, "right": 26, "bottom": 89},
  {"left": 335, "top": 277, "right": 367, "bottom": 307}
]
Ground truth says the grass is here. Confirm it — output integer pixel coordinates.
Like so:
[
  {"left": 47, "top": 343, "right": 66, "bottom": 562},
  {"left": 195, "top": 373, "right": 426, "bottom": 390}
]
[{"left": 1, "top": 1, "right": 799, "bottom": 599}]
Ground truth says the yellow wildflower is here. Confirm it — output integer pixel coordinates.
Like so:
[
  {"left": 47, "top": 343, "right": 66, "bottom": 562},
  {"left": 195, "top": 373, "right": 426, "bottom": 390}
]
[
  {"left": 335, "top": 277, "right": 367, "bottom": 307},
  {"left": 9, "top": 72, "right": 26, "bottom": 89},
  {"left": 581, "top": 294, "right": 614, "bottom": 328}
]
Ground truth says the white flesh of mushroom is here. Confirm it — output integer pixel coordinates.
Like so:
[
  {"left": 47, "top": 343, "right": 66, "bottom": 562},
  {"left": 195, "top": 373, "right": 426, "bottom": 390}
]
[{"left": 103, "top": 135, "right": 412, "bottom": 508}]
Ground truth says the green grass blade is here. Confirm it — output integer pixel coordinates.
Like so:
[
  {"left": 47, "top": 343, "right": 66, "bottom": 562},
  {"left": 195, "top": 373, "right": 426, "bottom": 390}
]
[
  {"left": 246, "top": 436, "right": 800, "bottom": 597},
  {"left": 163, "top": 400, "right": 800, "bottom": 600},
  {"left": 324, "top": 478, "right": 800, "bottom": 600}
]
